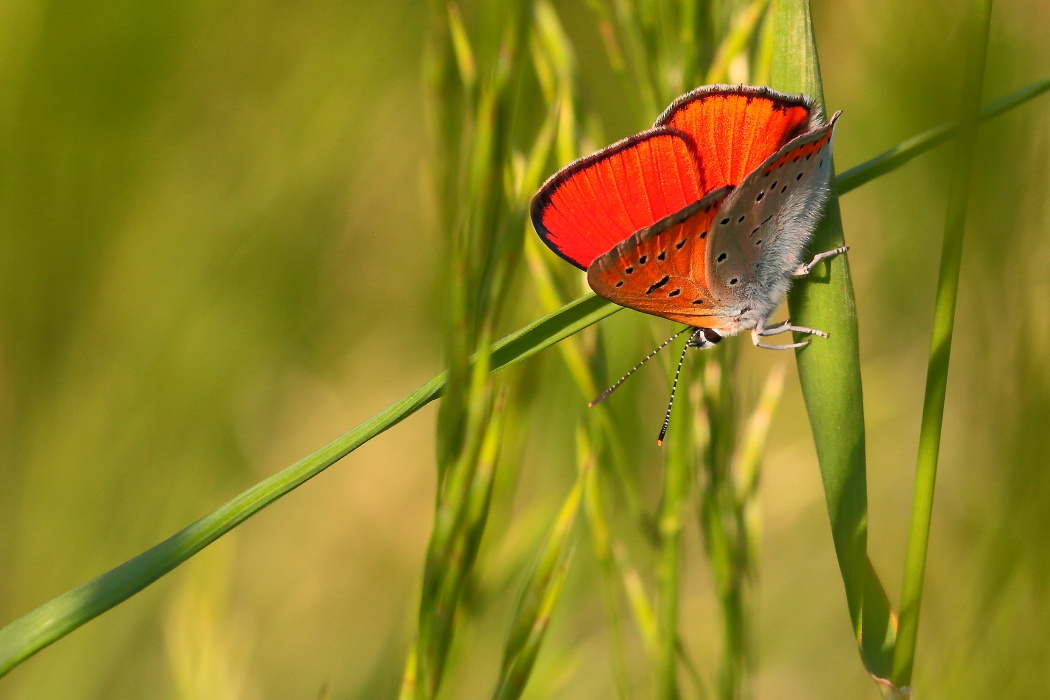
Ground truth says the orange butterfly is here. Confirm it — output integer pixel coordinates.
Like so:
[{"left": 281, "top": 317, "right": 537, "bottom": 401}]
[{"left": 531, "top": 85, "right": 846, "bottom": 440}]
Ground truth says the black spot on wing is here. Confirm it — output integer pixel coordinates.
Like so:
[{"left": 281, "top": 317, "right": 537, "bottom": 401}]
[{"left": 645, "top": 276, "right": 670, "bottom": 295}]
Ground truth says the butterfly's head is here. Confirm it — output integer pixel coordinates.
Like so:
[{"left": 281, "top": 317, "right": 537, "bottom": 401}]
[{"left": 686, "top": 327, "right": 723, "bottom": 350}]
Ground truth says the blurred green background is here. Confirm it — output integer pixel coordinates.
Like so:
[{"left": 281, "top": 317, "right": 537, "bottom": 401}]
[{"left": 1, "top": 0, "right": 1048, "bottom": 698}]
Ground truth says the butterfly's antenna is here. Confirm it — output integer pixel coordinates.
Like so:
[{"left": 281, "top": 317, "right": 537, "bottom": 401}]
[
  {"left": 588, "top": 327, "right": 692, "bottom": 408},
  {"left": 657, "top": 328, "right": 703, "bottom": 446}
]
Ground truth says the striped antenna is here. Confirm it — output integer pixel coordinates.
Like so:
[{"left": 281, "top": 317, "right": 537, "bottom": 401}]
[
  {"left": 588, "top": 327, "right": 692, "bottom": 408},
  {"left": 657, "top": 328, "right": 704, "bottom": 445}
]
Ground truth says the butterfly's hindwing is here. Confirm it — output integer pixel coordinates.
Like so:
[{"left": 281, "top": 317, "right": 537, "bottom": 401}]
[
  {"left": 587, "top": 187, "right": 734, "bottom": 328},
  {"left": 704, "top": 111, "right": 840, "bottom": 310}
]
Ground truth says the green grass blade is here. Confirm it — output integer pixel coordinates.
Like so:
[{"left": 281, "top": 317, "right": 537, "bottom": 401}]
[
  {"left": 0, "top": 371, "right": 444, "bottom": 679},
  {"left": 891, "top": 1, "right": 994, "bottom": 690},
  {"left": 770, "top": 0, "right": 895, "bottom": 681},
  {"left": 837, "top": 76, "right": 1050, "bottom": 196},
  {"left": 0, "top": 294, "right": 616, "bottom": 678}
]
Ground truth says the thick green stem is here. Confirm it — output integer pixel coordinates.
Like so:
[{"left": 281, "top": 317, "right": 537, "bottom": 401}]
[{"left": 771, "top": 0, "right": 900, "bottom": 682}]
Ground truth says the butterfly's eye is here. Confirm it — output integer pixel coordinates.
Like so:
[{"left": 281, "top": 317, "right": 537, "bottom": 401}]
[{"left": 702, "top": 328, "right": 722, "bottom": 344}]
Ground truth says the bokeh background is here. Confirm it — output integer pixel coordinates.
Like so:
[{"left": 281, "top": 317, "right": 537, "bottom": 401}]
[{"left": 1, "top": 0, "right": 1048, "bottom": 698}]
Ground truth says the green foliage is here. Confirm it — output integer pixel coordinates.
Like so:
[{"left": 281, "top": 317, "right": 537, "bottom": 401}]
[{"left": 1, "top": 0, "right": 1048, "bottom": 698}]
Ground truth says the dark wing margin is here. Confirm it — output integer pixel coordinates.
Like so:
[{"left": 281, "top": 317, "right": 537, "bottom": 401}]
[
  {"left": 530, "top": 127, "right": 705, "bottom": 270},
  {"left": 655, "top": 84, "right": 819, "bottom": 194}
]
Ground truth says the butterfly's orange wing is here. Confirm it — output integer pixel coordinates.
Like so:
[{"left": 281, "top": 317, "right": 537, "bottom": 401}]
[
  {"left": 531, "top": 128, "right": 704, "bottom": 270},
  {"left": 587, "top": 186, "right": 735, "bottom": 329},
  {"left": 656, "top": 85, "right": 815, "bottom": 193}
]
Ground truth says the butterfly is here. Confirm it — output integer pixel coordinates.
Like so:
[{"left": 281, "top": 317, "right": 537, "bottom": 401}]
[{"left": 530, "top": 85, "right": 847, "bottom": 440}]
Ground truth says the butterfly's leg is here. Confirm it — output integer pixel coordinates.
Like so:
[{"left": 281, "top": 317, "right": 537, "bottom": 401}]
[
  {"left": 751, "top": 317, "right": 825, "bottom": 350},
  {"left": 752, "top": 333, "right": 809, "bottom": 351},
  {"left": 792, "top": 246, "right": 849, "bottom": 277},
  {"left": 758, "top": 318, "right": 790, "bottom": 333},
  {"left": 756, "top": 321, "right": 828, "bottom": 338}
]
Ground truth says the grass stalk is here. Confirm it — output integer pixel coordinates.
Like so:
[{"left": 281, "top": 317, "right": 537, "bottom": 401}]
[
  {"left": 891, "top": 0, "right": 995, "bottom": 690},
  {"left": 694, "top": 350, "right": 757, "bottom": 700},
  {"left": 656, "top": 354, "right": 697, "bottom": 700},
  {"left": 404, "top": 3, "right": 535, "bottom": 696},
  {"left": 491, "top": 441, "right": 583, "bottom": 700},
  {"left": 579, "top": 425, "right": 635, "bottom": 700}
]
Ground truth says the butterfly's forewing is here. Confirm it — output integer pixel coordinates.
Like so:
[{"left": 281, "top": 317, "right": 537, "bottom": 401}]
[
  {"left": 531, "top": 128, "right": 704, "bottom": 270},
  {"left": 656, "top": 85, "right": 815, "bottom": 194},
  {"left": 704, "top": 112, "right": 841, "bottom": 306},
  {"left": 587, "top": 186, "right": 734, "bottom": 328}
]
